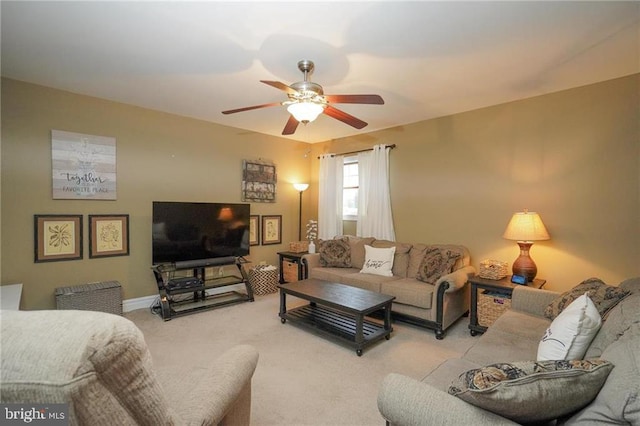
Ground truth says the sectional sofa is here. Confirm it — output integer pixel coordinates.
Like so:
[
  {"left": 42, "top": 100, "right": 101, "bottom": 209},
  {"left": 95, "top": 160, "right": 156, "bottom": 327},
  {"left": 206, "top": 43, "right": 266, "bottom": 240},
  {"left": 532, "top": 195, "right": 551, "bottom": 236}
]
[
  {"left": 378, "top": 277, "right": 640, "bottom": 424},
  {"left": 302, "top": 235, "right": 476, "bottom": 339}
]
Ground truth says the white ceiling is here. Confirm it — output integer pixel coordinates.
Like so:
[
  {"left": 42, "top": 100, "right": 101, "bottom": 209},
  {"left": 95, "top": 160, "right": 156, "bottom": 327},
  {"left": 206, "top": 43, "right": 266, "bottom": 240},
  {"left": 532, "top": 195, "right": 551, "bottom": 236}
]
[{"left": 2, "top": 1, "right": 639, "bottom": 143}]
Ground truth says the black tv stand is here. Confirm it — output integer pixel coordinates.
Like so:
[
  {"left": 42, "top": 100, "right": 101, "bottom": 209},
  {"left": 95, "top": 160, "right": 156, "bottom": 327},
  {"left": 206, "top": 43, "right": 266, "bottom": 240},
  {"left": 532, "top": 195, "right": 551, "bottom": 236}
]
[{"left": 151, "top": 257, "right": 254, "bottom": 321}]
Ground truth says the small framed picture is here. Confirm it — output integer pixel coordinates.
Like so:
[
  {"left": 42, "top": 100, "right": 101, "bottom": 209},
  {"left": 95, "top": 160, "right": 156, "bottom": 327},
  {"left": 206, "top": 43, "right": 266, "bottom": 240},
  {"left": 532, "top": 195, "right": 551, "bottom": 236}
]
[
  {"left": 89, "top": 214, "right": 130, "bottom": 258},
  {"left": 261, "top": 215, "right": 282, "bottom": 245},
  {"left": 249, "top": 215, "right": 260, "bottom": 246},
  {"left": 34, "top": 214, "right": 83, "bottom": 262}
]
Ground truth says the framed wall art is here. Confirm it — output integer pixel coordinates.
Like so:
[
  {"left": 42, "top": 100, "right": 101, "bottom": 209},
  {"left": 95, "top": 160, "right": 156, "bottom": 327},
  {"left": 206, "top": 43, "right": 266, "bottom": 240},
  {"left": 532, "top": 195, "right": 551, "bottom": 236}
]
[
  {"left": 89, "top": 214, "right": 130, "bottom": 258},
  {"left": 242, "top": 159, "right": 277, "bottom": 203},
  {"left": 261, "top": 215, "right": 282, "bottom": 245},
  {"left": 34, "top": 214, "right": 83, "bottom": 262},
  {"left": 51, "top": 130, "right": 117, "bottom": 200},
  {"left": 249, "top": 215, "right": 260, "bottom": 246}
]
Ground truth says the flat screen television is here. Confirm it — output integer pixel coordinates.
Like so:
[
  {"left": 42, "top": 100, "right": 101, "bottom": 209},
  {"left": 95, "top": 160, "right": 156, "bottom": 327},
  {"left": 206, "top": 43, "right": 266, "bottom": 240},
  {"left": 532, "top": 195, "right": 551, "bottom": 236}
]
[{"left": 152, "top": 201, "right": 250, "bottom": 265}]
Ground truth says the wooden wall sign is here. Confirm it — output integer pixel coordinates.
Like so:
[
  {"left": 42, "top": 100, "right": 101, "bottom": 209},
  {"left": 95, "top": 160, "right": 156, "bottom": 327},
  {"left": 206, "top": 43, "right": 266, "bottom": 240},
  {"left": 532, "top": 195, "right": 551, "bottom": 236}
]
[
  {"left": 51, "top": 130, "right": 117, "bottom": 200},
  {"left": 242, "top": 159, "right": 277, "bottom": 203}
]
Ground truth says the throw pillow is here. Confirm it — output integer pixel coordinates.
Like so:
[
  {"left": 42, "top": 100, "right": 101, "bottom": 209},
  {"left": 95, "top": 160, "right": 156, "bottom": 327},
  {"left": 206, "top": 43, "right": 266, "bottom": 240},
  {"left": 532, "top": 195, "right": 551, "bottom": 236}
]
[
  {"left": 537, "top": 293, "right": 602, "bottom": 361},
  {"left": 360, "top": 245, "right": 395, "bottom": 277},
  {"left": 415, "top": 247, "right": 460, "bottom": 284},
  {"left": 448, "top": 359, "right": 613, "bottom": 424},
  {"left": 544, "top": 277, "right": 630, "bottom": 320},
  {"left": 317, "top": 238, "right": 351, "bottom": 268},
  {"left": 337, "top": 236, "right": 374, "bottom": 269}
]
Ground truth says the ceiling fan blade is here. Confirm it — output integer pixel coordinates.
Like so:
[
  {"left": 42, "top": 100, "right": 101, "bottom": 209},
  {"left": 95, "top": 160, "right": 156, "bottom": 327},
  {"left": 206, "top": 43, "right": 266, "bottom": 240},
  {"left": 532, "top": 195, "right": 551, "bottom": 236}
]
[
  {"left": 323, "top": 105, "right": 368, "bottom": 129},
  {"left": 282, "top": 115, "right": 299, "bottom": 135},
  {"left": 324, "top": 94, "right": 384, "bottom": 105},
  {"left": 222, "top": 102, "right": 280, "bottom": 115},
  {"left": 260, "top": 80, "right": 298, "bottom": 95}
]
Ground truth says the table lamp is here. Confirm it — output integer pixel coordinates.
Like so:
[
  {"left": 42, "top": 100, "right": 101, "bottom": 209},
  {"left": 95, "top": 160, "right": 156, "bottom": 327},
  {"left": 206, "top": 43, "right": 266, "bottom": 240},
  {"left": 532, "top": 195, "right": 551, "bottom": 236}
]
[{"left": 502, "top": 210, "right": 550, "bottom": 282}]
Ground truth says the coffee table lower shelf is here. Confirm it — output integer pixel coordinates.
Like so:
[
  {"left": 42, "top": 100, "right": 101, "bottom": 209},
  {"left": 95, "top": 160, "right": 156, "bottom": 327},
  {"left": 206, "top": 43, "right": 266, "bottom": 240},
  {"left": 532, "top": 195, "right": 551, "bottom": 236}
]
[{"left": 279, "top": 304, "right": 391, "bottom": 356}]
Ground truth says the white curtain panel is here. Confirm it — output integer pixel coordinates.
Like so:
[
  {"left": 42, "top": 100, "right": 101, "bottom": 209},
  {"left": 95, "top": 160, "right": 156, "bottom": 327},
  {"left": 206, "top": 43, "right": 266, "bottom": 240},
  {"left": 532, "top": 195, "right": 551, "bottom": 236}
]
[
  {"left": 318, "top": 154, "right": 343, "bottom": 239},
  {"left": 356, "top": 150, "right": 370, "bottom": 237},
  {"left": 358, "top": 144, "right": 396, "bottom": 241}
]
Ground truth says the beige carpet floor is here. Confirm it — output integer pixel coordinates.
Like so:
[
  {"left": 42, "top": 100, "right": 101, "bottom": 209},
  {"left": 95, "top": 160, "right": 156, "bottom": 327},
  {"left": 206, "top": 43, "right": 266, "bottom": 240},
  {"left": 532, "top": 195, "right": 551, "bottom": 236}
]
[{"left": 126, "top": 292, "right": 477, "bottom": 426}]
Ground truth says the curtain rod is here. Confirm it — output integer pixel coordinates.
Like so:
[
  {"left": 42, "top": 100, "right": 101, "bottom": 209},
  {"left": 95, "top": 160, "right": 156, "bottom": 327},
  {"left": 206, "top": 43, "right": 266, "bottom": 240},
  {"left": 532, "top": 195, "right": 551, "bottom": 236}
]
[{"left": 317, "top": 144, "right": 396, "bottom": 159}]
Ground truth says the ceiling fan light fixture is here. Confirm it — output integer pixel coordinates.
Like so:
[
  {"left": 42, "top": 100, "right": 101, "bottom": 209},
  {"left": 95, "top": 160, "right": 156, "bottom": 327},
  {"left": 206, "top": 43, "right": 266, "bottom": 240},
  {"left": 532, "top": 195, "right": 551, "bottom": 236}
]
[{"left": 287, "top": 102, "right": 324, "bottom": 123}]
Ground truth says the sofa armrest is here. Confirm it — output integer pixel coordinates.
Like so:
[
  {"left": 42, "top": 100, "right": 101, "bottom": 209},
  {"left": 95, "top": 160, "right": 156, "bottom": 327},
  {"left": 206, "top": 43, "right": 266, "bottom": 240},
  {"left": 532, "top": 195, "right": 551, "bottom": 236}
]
[
  {"left": 178, "top": 344, "right": 259, "bottom": 426},
  {"left": 302, "top": 253, "right": 321, "bottom": 271},
  {"left": 378, "top": 373, "right": 517, "bottom": 426},
  {"left": 510, "top": 286, "right": 560, "bottom": 317},
  {"left": 437, "top": 265, "right": 476, "bottom": 293}
]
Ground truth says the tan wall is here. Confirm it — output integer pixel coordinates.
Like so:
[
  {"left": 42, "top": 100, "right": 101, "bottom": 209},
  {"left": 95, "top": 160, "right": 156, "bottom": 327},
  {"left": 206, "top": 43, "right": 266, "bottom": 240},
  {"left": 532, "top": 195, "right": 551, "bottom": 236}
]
[
  {"left": 315, "top": 74, "right": 640, "bottom": 292},
  {"left": 3, "top": 75, "right": 639, "bottom": 310},
  {"left": 1, "top": 78, "right": 313, "bottom": 309}
]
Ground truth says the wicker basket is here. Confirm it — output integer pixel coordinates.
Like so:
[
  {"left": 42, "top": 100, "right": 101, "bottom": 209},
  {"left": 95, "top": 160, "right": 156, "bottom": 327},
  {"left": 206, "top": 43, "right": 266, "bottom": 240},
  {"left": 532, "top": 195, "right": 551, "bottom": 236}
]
[
  {"left": 478, "top": 259, "right": 509, "bottom": 280},
  {"left": 248, "top": 265, "right": 278, "bottom": 295},
  {"left": 478, "top": 290, "right": 511, "bottom": 327},
  {"left": 282, "top": 260, "right": 301, "bottom": 283},
  {"left": 289, "top": 241, "right": 309, "bottom": 253},
  {"left": 55, "top": 281, "right": 122, "bottom": 315}
]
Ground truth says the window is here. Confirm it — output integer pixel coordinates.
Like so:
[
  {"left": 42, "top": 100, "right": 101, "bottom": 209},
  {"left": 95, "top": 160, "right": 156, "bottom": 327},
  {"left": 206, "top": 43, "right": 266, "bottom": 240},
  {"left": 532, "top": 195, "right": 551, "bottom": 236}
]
[{"left": 343, "top": 156, "right": 358, "bottom": 220}]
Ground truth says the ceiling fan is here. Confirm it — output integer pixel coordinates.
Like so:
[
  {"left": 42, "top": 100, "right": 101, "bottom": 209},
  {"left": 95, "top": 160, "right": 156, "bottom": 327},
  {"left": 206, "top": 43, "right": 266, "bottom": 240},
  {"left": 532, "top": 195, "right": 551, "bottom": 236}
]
[{"left": 222, "top": 60, "right": 384, "bottom": 135}]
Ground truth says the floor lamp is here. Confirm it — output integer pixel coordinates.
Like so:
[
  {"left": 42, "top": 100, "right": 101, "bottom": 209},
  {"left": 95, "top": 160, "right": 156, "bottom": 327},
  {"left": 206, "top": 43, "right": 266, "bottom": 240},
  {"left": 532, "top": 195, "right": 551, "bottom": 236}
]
[{"left": 293, "top": 183, "right": 309, "bottom": 241}]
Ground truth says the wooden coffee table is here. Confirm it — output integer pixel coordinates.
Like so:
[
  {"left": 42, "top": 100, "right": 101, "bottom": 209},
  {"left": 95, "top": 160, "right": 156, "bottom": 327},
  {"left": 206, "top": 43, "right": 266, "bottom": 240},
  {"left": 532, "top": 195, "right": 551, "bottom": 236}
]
[{"left": 278, "top": 279, "right": 395, "bottom": 356}]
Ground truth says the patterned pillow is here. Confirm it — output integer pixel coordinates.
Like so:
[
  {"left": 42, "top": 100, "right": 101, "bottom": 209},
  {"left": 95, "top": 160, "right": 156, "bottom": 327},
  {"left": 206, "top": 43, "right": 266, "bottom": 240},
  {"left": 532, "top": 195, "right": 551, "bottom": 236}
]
[
  {"left": 544, "top": 277, "right": 630, "bottom": 320},
  {"left": 448, "top": 359, "right": 613, "bottom": 423},
  {"left": 416, "top": 247, "right": 460, "bottom": 284},
  {"left": 317, "top": 238, "right": 351, "bottom": 268}
]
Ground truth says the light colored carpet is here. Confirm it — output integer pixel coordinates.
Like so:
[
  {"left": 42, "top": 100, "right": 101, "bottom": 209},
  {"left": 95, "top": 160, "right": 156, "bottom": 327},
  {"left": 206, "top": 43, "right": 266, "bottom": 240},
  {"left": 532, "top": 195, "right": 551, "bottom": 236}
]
[{"left": 126, "top": 292, "right": 476, "bottom": 426}]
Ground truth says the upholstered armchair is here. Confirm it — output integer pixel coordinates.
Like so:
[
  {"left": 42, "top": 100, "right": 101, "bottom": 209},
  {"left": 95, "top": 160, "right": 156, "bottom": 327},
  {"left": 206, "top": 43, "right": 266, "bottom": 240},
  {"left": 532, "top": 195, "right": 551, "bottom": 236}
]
[{"left": 0, "top": 310, "right": 258, "bottom": 425}]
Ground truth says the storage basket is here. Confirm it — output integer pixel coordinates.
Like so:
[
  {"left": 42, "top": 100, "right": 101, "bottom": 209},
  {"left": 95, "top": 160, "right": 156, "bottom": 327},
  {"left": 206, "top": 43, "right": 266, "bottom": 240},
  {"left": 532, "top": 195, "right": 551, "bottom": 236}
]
[
  {"left": 282, "top": 260, "right": 301, "bottom": 283},
  {"left": 55, "top": 281, "right": 122, "bottom": 315},
  {"left": 478, "top": 259, "right": 509, "bottom": 280},
  {"left": 248, "top": 265, "right": 278, "bottom": 295},
  {"left": 289, "top": 241, "right": 309, "bottom": 253},
  {"left": 478, "top": 290, "right": 511, "bottom": 327}
]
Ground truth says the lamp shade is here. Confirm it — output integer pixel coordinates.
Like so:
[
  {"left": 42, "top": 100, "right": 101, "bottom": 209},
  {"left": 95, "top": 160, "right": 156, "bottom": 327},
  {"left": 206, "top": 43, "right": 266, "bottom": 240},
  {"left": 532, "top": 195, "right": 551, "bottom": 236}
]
[
  {"left": 293, "top": 183, "right": 309, "bottom": 192},
  {"left": 287, "top": 102, "right": 324, "bottom": 123},
  {"left": 503, "top": 211, "right": 550, "bottom": 241},
  {"left": 217, "top": 207, "right": 233, "bottom": 221}
]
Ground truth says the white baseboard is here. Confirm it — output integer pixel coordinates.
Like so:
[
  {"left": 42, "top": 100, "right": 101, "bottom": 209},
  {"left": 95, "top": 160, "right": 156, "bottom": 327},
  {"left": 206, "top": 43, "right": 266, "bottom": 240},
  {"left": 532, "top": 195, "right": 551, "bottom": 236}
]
[{"left": 123, "top": 295, "right": 157, "bottom": 313}]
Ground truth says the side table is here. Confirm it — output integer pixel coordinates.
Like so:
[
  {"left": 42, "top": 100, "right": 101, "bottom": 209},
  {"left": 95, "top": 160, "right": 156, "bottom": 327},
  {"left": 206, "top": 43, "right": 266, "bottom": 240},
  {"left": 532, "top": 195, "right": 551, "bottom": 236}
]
[
  {"left": 469, "top": 275, "right": 546, "bottom": 336},
  {"left": 277, "top": 251, "right": 308, "bottom": 284}
]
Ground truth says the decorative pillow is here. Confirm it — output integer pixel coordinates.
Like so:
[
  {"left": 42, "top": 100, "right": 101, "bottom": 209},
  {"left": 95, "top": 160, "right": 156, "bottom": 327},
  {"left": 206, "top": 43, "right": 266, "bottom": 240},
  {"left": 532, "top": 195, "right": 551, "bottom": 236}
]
[
  {"left": 415, "top": 247, "right": 460, "bottom": 284},
  {"left": 372, "top": 240, "right": 412, "bottom": 278},
  {"left": 565, "top": 327, "right": 640, "bottom": 424},
  {"left": 317, "top": 238, "right": 351, "bottom": 268},
  {"left": 537, "top": 293, "right": 602, "bottom": 361},
  {"left": 336, "top": 236, "right": 374, "bottom": 269},
  {"left": 544, "top": 277, "right": 630, "bottom": 320},
  {"left": 448, "top": 359, "right": 613, "bottom": 423},
  {"left": 360, "top": 245, "right": 395, "bottom": 277}
]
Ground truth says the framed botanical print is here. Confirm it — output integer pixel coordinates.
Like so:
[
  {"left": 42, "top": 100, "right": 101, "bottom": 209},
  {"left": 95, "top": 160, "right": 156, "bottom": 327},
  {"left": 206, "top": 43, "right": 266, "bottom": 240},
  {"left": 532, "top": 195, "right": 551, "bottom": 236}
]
[
  {"left": 249, "top": 215, "right": 260, "bottom": 246},
  {"left": 261, "top": 215, "right": 282, "bottom": 245},
  {"left": 89, "top": 214, "right": 130, "bottom": 258},
  {"left": 34, "top": 214, "right": 83, "bottom": 262}
]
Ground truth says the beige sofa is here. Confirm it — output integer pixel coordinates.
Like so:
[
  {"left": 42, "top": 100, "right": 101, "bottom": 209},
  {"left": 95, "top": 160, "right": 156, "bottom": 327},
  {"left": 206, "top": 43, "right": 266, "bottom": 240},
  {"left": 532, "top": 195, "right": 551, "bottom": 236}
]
[
  {"left": 0, "top": 310, "right": 259, "bottom": 425},
  {"left": 302, "top": 236, "right": 475, "bottom": 339},
  {"left": 378, "top": 277, "right": 640, "bottom": 425}
]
